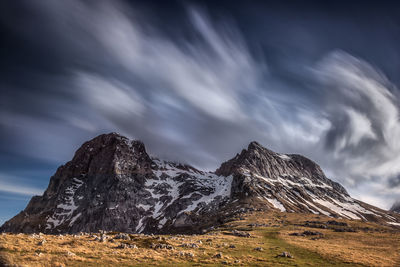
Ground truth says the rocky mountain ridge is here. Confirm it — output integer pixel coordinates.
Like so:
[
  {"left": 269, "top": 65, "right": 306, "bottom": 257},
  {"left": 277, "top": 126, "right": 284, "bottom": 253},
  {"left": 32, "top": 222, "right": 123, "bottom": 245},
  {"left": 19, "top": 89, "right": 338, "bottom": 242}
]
[
  {"left": 390, "top": 201, "right": 400, "bottom": 213},
  {"left": 1, "top": 133, "right": 399, "bottom": 234}
]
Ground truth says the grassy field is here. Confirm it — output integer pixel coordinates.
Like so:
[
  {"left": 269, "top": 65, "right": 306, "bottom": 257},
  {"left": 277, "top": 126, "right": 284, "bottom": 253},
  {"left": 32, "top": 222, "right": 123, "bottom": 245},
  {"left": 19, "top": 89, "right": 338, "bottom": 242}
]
[{"left": 1, "top": 211, "right": 399, "bottom": 266}]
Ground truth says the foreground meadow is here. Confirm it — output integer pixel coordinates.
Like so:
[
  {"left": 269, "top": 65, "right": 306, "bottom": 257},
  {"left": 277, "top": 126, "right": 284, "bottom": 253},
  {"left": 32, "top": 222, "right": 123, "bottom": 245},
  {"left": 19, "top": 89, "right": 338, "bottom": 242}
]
[{"left": 1, "top": 211, "right": 399, "bottom": 266}]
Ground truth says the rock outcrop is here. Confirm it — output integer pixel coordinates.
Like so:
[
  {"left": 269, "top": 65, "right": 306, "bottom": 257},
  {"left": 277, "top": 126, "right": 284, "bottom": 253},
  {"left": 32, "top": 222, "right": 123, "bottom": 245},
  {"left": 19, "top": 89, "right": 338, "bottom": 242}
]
[
  {"left": 390, "top": 201, "right": 400, "bottom": 213},
  {"left": 1, "top": 133, "right": 399, "bottom": 234}
]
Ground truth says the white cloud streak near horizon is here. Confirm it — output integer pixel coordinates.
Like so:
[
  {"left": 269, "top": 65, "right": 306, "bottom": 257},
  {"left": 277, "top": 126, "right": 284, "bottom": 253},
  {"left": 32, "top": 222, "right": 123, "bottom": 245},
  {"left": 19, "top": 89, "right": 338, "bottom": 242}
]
[{"left": 0, "top": 180, "right": 44, "bottom": 197}]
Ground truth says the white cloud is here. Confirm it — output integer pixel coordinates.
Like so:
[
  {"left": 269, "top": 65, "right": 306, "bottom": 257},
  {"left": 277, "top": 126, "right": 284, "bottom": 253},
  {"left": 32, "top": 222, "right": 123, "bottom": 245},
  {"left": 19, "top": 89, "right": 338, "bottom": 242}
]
[
  {"left": 74, "top": 3, "right": 264, "bottom": 121},
  {"left": 344, "top": 108, "right": 377, "bottom": 147},
  {"left": 0, "top": 176, "right": 44, "bottom": 196},
  {"left": 313, "top": 51, "right": 400, "bottom": 206},
  {"left": 76, "top": 73, "right": 145, "bottom": 117}
]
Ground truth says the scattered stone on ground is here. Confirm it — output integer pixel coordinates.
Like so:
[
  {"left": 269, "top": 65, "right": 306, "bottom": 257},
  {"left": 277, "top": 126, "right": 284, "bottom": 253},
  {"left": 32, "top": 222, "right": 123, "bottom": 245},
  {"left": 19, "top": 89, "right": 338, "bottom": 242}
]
[
  {"left": 66, "top": 251, "right": 76, "bottom": 257},
  {"left": 277, "top": 251, "right": 293, "bottom": 258},
  {"left": 334, "top": 228, "right": 356, "bottom": 232},
  {"left": 247, "top": 223, "right": 269, "bottom": 227},
  {"left": 114, "top": 233, "right": 131, "bottom": 240},
  {"left": 179, "top": 243, "right": 199, "bottom": 248},
  {"left": 116, "top": 243, "right": 137, "bottom": 249},
  {"left": 178, "top": 251, "right": 194, "bottom": 257},
  {"left": 327, "top": 220, "right": 348, "bottom": 226},
  {"left": 117, "top": 243, "right": 128, "bottom": 249},
  {"left": 289, "top": 230, "right": 324, "bottom": 236},
  {"left": 150, "top": 243, "right": 174, "bottom": 250},
  {"left": 231, "top": 230, "right": 251, "bottom": 237}
]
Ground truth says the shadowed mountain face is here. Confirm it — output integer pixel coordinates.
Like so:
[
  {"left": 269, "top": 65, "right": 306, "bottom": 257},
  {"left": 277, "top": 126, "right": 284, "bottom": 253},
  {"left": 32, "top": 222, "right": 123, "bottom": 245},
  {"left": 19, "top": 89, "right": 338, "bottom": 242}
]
[
  {"left": 391, "top": 201, "right": 400, "bottom": 213},
  {"left": 1, "top": 133, "right": 399, "bottom": 234}
]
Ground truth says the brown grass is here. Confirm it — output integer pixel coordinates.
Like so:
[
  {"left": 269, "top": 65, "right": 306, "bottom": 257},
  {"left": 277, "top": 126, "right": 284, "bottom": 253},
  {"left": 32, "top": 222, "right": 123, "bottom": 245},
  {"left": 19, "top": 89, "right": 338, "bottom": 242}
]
[
  {"left": 1, "top": 211, "right": 399, "bottom": 266},
  {"left": 280, "top": 224, "right": 400, "bottom": 266}
]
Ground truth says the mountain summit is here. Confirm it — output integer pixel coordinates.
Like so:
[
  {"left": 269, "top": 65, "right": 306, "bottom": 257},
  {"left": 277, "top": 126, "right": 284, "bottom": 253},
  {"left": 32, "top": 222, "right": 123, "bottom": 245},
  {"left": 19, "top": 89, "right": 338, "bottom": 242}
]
[{"left": 1, "top": 133, "right": 399, "bottom": 234}]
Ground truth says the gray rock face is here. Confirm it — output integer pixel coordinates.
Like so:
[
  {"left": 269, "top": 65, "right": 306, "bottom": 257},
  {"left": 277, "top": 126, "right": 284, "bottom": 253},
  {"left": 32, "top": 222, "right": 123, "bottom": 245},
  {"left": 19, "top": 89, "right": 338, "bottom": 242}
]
[
  {"left": 390, "top": 201, "right": 400, "bottom": 213},
  {"left": 1, "top": 133, "right": 398, "bottom": 234}
]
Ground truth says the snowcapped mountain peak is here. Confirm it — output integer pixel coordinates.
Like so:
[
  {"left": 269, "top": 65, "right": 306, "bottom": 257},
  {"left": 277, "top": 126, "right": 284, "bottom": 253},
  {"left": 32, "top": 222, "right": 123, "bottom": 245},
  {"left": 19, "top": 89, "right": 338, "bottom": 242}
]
[
  {"left": 217, "top": 141, "right": 325, "bottom": 182},
  {"left": 1, "top": 134, "right": 399, "bottom": 234}
]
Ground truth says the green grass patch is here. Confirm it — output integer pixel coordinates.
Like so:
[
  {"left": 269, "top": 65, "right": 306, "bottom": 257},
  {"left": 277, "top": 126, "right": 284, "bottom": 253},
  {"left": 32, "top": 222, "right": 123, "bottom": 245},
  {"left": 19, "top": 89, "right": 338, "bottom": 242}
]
[{"left": 259, "top": 229, "right": 366, "bottom": 267}]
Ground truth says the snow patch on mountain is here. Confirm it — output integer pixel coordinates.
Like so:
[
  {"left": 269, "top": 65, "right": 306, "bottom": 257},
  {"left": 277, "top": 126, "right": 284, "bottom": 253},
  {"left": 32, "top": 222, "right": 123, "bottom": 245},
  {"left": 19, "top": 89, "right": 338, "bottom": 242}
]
[
  {"left": 277, "top": 154, "right": 291, "bottom": 160},
  {"left": 264, "top": 197, "right": 286, "bottom": 211},
  {"left": 132, "top": 158, "right": 233, "bottom": 232},
  {"left": 46, "top": 178, "right": 84, "bottom": 229},
  {"left": 238, "top": 167, "right": 385, "bottom": 220},
  {"left": 179, "top": 174, "right": 233, "bottom": 214}
]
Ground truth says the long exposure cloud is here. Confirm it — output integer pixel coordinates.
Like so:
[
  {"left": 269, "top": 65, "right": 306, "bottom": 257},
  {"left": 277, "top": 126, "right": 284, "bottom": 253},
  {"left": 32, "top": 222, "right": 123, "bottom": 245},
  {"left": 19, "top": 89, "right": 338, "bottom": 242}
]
[
  {"left": 316, "top": 52, "right": 400, "bottom": 182},
  {"left": 1, "top": 0, "right": 400, "bottom": 209}
]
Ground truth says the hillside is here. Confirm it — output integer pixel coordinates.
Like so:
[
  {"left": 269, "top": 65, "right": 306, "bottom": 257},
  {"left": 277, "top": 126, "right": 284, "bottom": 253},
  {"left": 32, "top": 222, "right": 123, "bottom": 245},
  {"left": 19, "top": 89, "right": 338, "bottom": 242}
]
[{"left": 1, "top": 133, "right": 399, "bottom": 234}]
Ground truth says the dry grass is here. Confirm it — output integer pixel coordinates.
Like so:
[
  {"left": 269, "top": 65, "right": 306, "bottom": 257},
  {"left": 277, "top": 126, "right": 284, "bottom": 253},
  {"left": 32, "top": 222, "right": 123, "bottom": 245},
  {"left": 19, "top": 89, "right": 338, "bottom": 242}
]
[
  {"left": 1, "top": 211, "right": 399, "bottom": 266},
  {"left": 280, "top": 222, "right": 400, "bottom": 266}
]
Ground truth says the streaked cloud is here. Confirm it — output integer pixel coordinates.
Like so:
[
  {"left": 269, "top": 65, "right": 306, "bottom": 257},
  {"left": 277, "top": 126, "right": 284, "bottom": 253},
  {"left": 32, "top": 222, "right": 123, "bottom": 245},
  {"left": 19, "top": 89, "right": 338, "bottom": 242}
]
[
  {"left": 0, "top": 174, "right": 44, "bottom": 196},
  {"left": 315, "top": 51, "right": 400, "bottom": 182},
  {"left": 0, "top": 1, "right": 400, "bottom": 210}
]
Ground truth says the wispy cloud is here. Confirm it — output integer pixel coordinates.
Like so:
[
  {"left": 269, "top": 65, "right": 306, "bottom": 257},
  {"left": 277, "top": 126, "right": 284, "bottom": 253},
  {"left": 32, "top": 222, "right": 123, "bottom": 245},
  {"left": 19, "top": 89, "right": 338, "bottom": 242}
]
[
  {"left": 314, "top": 51, "right": 400, "bottom": 181},
  {"left": 0, "top": 179, "right": 44, "bottom": 196},
  {"left": 73, "top": 3, "right": 264, "bottom": 122},
  {"left": 1, "top": 1, "right": 400, "bottom": 209}
]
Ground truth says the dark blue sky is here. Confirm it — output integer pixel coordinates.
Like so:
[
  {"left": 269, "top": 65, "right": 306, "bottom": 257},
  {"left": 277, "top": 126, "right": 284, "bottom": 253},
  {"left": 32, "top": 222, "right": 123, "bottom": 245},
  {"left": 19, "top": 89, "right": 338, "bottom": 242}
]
[{"left": 1, "top": 0, "right": 400, "bottom": 224}]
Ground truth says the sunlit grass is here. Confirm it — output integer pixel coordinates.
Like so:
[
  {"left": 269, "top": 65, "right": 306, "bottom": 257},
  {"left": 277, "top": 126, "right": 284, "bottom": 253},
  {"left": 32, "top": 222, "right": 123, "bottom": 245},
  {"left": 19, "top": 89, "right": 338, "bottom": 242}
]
[{"left": 1, "top": 211, "right": 399, "bottom": 266}]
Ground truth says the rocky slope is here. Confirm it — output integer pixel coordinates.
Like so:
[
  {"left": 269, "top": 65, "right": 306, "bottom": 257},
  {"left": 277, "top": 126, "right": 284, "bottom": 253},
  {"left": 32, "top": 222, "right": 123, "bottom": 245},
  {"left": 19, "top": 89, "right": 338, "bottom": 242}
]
[
  {"left": 390, "top": 201, "right": 400, "bottom": 213},
  {"left": 1, "top": 133, "right": 399, "bottom": 234}
]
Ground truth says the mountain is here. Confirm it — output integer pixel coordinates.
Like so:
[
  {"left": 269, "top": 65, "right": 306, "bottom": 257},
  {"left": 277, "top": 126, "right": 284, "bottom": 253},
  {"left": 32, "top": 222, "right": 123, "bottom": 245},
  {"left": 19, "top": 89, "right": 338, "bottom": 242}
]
[
  {"left": 1, "top": 133, "right": 399, "bottom": 234},
  {"left": 390, "top": 201, "right": 400, "bottom": 213}
]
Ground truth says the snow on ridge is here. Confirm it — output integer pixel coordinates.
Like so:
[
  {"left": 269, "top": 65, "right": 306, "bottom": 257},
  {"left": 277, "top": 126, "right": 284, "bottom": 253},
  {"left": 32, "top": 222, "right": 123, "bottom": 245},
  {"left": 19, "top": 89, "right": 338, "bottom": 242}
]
[
  {"left": 135, "top": 218, "right": 145, "bottom": 232},
  {"left": 312, "top": 198, "right": 360, "bottom": 220},
  {"left": 139, "top": 159, "right": 234, "bottom": 229},
  {"left": 144, "top": 180, "right": 165, "bottom": 199},
  {"left": 303, "top": 199, "right": 331, "bottom": 216},
  {"left": 144, "top": 177, "right": 184, "bottom": 218},
  {"left": 264, "top": 197, "right": 286, "bottom": 212},
  {"left": 69, "top": 212, "right": 82, "bottom": 226},
  {"left": 305, "top": 190, "right": 362, "bottom": 219},
  {"left": 137, "top": 203, "right": 152, "bottom": 211},
  {"left": 388, "top": 222, "right": 400, "bottom": 226},
  {"left": 242, "top": 168, "right": 332, "bottom": 190},
  {"left": 386, "top": 214, "right": 397, "bottom": 222},
  {"left": 305, "top": 188, "right": 384, "bottom": 220},
  {"left": 277, "top": 154, "right": 291, "bottom": 160},
  {"left": 329, "top": 197, "right": 377, "bottom": 216},
  {"left": 300, "top": 177, "right": 332, "bottom": 189},
  {"left": 152, "top": 159, "right": 187, "bottom": 178},
  {"left": 178, "top": 174, "right": 233, "bottom": 215},
  {"left": 158, "top": 217, "right": 168, "bottom": 228},
  {"left": 46, "top": 178, "right": 84, "bottom": 229},
  {"left": 241, "top": 168, "right": 381, "bottom": 219}
]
